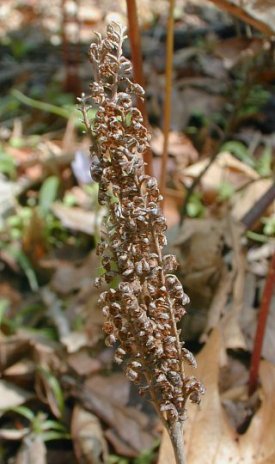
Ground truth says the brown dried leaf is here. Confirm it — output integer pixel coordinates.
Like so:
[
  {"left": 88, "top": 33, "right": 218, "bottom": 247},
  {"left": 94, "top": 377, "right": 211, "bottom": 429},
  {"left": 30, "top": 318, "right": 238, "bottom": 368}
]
[
  {"left": 150, "top": 129, "right": 198, "bottom": 165},
  {"left": 159, "top": 330, "right": 275, "bottom": 463},
  {"left": 15, "top": 437, "right": 47, "bottom": 464},
  {"left": 77, "top": 375, "right": 156, "bottom": 457},
  {"left": 51, "top": 203, "right": 97, "bottom": 235},
  {"left": 71, "top": 405, "right": 108, "bottom": 464},
  {"left": 67, "top": 351, "right": 101, "bottom": 376},
  {"left": 51, "top": 252, "right": 99, "bottom": 295},
  {"left": 232, "top": 179, "right": 274, "bottom": 222},
  {"left": 0, "top": 336, "right": 31, "bottom": 372},
  {"left": 182, "top": 152, "right": 259, "bottom": 192},
  {"left": 0, "top": 380, "right": 33, "bottom": 410}
]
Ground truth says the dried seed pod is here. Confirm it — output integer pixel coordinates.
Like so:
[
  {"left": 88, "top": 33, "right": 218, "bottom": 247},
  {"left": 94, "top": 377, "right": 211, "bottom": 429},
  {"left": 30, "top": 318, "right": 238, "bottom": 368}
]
[{"left": 80, "top": 21, "right": 203, "bottom": 449}]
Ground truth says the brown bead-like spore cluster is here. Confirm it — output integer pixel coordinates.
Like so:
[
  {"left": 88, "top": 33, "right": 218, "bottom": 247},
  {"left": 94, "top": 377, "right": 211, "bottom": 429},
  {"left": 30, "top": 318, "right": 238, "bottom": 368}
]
[{"left": 79, "top": 22, "right": 204, "bottom": 430}]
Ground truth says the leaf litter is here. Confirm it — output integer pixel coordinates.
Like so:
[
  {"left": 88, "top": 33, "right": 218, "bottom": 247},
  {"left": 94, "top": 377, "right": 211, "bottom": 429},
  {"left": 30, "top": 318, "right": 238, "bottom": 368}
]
[
  {"left": 159, "top": 330, "right": 275, "bottom": 464},
  {"left": 0, "top": 0, "right": 275, "bottom": 463}
]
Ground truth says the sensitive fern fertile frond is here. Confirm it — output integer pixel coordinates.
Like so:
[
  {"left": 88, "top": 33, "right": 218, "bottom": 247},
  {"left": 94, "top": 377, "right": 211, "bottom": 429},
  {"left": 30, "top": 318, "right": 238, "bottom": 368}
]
[{"left": 79, "top": 23, "right": 204, "bottom": 464}]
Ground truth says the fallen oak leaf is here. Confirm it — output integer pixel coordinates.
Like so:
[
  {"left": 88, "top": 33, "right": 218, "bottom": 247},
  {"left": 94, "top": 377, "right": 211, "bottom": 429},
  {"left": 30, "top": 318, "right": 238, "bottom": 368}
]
[
  {"left": 66, "top": 375, "right": 157, "bottom": 457},
  {"left": 71, "top": 405, "right": 108, "bottom": 464},
  {"left": 159, "top": 329, "right": 238, "bottom": 464},
  {"left": 159, "top": 330, "right": 275, "bottom": 463}
]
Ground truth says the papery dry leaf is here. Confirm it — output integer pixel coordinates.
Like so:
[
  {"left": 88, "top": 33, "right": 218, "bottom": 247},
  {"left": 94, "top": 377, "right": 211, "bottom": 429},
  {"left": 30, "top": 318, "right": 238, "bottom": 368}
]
[
  {"left": 201, "top": 265, "right": 233, "bottom": 339},
  {"left": 71, "top": 405, "right": 108, "bottom": 464},
  {"left": 150, "top": 129, "right": 198, "bottom": 165},
  {"left": 0, "top": 336, "right": 31, "bottom": 371},
  {"left": 0, "top": 428, "right": 29, "bottom": 440},
  {"left": 159, "top": 329, "right": 237, "bottom": 464},
  {"left": 51, "top": 253, "right": 99, "bottom": 295},
  {"left": 67, "top": 351, "right": 101, "bottom": 376},
  {"left": 232, "top": 179, "right": 274, "bottom": 222},
  {"left": 77, "top": 378, "right": 156, "bottom": 457},
  {"left": 0, "top": 380, "right": 33, "bottom": 410},
  {"left": 51, "top": 203, "right": 100, "bottom": 235},
  {"left": 159, "top": 330, "right": 275, "bottom": 464},
  {"left": 15, "top": 437, "right": 47, "bottom": 464},
  {"left": 85, "top": 374, "right": 130, "bottom": 407},
  {"left": 183, "top": 152, "right": 259, "bottom": 191}
]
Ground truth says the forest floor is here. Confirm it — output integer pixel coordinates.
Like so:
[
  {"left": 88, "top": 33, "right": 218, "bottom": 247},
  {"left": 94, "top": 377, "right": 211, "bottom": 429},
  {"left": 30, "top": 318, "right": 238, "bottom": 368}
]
[{"left": 0, "top": 1, "right": 274, "bottom": 463}]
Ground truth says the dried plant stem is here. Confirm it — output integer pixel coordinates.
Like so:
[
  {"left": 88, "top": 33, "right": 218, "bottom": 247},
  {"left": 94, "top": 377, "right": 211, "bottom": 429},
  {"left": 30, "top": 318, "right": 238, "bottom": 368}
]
[
  {"left": 169, "top": 422, "right": 186, "bottom": 464},
  {"left": 126, "top": 0, "right": 153, "bottom": 175},
  {"left": 248, "top": 253, "right": 275, "bottom": 395},
  {"left": 160, "top": 0, "right": 175, "bottom": 203}
]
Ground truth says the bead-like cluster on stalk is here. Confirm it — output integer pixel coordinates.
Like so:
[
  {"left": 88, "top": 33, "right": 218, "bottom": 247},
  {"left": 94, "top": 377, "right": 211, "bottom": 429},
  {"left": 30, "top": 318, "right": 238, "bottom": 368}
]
[{"left": 79, "top": 22, "right": 204, "bottom": 430}]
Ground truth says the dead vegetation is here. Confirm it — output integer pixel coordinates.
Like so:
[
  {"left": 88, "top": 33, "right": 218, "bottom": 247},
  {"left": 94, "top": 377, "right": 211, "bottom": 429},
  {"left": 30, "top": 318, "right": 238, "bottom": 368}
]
[{"left": 0, "top": 1, "right": 274, "bottom": 463}]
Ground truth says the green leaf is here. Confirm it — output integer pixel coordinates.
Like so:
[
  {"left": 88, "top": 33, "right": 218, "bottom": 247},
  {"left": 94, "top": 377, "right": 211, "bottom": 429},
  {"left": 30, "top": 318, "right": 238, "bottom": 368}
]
[
  {"left": 256, "top": 146, "right": 272, "bottom": 176},
  {"left": 11, "top": 89, "right": 73, "bottom": 119},
  {"left": 0, "top": 299, "right": 9, "bottom": 325},
  {"left": 124, "top": 112, "right": 132, "bottom": 127},
  {"left": 40, "top": 430, "right": 70, "bottom": 442},
  {"left": 221, "top": 141, "right": 255, "bottom": 167},
  {"left": 37, "top": 368, "right": 64, "bottom": 417},
  {"left": 218, "top": 181, "right": 235, "bottom": 201},
  {"left": 42, "top": 420, "right": 67, "bottom": 432},
  {"left": 262, "top": 216, "right": 275, "bottom": 236},
  {"left": 38, "top": 176, "right": 60, "bottom": 213},
  {"left": 0, "top": 149, "right": 16, "bottom": 178},
  {"left": 11, "top": 406, "right": 35, "bottom": 421},
  {"left": 246, "top": 231, "right": 268, "bottom": 243},
  {"left": 9, "top": 248, "right": 38, "bottom": 291},
  {"left": 186, "top": 193, "right": 204, "bottom": 218},
  {"left": 108, "top": 456, "right": 129, "bottom": 464}
]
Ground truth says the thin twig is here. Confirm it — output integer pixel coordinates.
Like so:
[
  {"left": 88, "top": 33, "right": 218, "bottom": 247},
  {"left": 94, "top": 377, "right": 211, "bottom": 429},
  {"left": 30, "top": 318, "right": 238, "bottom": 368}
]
[
  {"left": 241, "top": 183, "right": 275, "bottom": 230},
  {"left": 160, "top": 0, "right": 175, "bottom": 204},
  {"left": 208, "top": 0, "right": 274, "bottom": 36},
  {"left": 248, "top": 253, "right": 275, "bottom": 396},
  {"left": 126, "top": 0, "right": 153, "bottom": 175}
]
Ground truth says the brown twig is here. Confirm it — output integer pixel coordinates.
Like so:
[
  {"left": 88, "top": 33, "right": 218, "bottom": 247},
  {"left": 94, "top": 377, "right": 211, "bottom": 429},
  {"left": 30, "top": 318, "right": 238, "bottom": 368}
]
[
  {"left": 208, "top": 0, "right": 274, "bottom": 36},
  {"left": 248, "top": 253, "right": 275, "bottom": 396},
  {"left": 241, "top": 183, "right": 275, "bottom": 230},
  {"left": 61, "top": 0, "right": 81, "bottom": 95},
  {"left": 160, "top": 0, "right": 175, "bottom": 204},
  {"left": 126, "top": 0, "right": 152, "bottom": 175}
]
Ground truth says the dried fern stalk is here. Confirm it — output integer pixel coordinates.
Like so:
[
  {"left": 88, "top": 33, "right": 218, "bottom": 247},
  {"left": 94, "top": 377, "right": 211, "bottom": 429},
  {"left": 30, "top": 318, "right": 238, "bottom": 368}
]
[{"left": 79, "top": 23, "right": 204, "bottom": 464}]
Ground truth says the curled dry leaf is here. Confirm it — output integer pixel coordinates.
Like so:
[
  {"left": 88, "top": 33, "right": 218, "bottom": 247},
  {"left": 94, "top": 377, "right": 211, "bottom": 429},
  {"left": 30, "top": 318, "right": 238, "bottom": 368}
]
[
  {"left": 159, "top": 329, "right": 275, "bottom": 464},
  {"left": 15, "top": 437, "right": 47, "bottom": 464},
  {"left": 71, "top": 405, "right": 108, "bottom": 464},
  {"left": 220, "top": 220, "right": 247, "bottom": 350}
]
